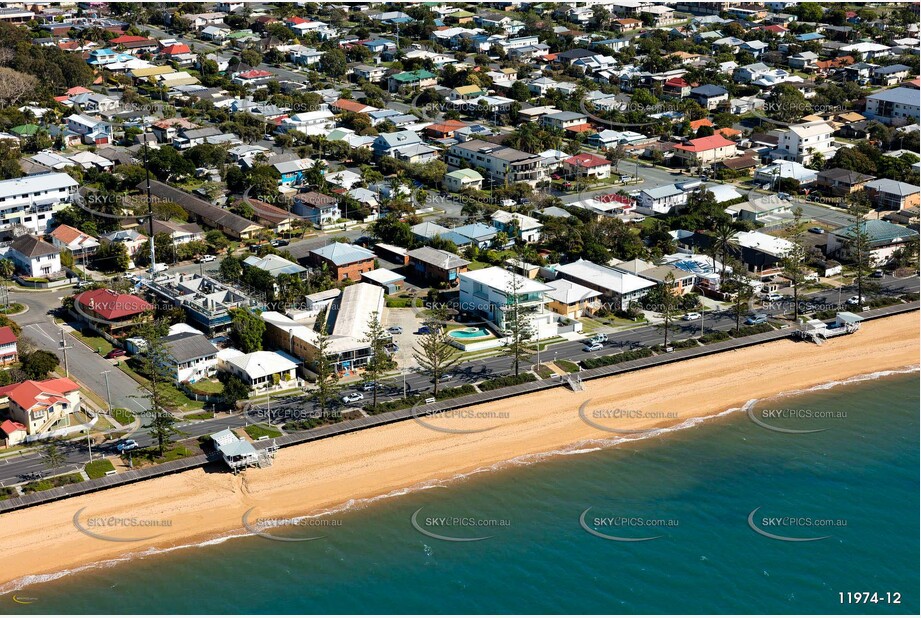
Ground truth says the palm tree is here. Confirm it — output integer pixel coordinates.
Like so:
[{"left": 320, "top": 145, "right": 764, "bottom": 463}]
[{"left": 712, "top": 221, "right": 736, "bottom": 281}]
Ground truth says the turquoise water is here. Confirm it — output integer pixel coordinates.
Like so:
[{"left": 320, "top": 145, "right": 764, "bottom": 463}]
[
  {"left": 449, "top": 327, "right": 492, "bottom": 339},
  {"left": 4, "top": 371, "right": 918, "bottom": 614}
]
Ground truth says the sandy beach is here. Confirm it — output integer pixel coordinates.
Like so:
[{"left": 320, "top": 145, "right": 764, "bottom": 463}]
[{"left": 1, "top": 313, "right": 917, "bottom": 591}]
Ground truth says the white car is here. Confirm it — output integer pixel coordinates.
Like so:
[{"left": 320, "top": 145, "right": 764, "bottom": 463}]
[
  {"left": 682, "top": 312, "right": 701, "bottom": 321},
  {"left": 846, "top": 295, "right": 864, "bottom": 306},
  {"left": 341, "top": 392, "right": 364, "bottom": 404},
  {"left": 590, "top": 333, "right": 608, "bottom": 343},
  {"left": 198, "top": 254, "right": 216, "bottom": 263},
  {"left": 583, "top": 342, "right": 604, "bottom": 352},
  {"left": 764, "top": 293, "right": 784, "bottom": 302}
]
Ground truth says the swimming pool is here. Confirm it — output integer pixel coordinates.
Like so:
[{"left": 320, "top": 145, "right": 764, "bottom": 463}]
[{"left": 448, "top": 327, "right": 492, "bottom": 339}]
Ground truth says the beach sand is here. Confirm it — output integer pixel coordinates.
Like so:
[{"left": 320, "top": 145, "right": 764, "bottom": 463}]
[{"left": 1, "top": 313, "right": 917, "bottom": 590}]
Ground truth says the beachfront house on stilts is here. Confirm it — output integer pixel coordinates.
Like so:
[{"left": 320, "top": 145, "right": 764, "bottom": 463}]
[{"left": 210, "top": 428, "right": 278, "bottom": 472}]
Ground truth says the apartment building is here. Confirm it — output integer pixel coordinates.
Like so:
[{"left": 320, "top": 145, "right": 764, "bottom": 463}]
[
  {"left": 772, "top": 121, "right": 836, "bottom": 165},
  {"left": 446, "top": 139, "right": 547, "bottom": 187},
  {"left": 0, "top": 172, "right": 78, "bottom": 236},
  {"left": 864, "top": 88, "right": 920, "bottom": 125}
]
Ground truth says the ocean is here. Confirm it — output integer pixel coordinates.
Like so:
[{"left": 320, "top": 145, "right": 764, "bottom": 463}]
[{"left": 4, "top": 370, "right": 918, "bottom": 615}]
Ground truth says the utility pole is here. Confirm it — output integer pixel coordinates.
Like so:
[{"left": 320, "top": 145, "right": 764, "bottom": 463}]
[
  {"left": 700, "top": 310, "right": 705, "bottom": 338},
  {"left": 143, "top": 136, "right": 156, "bottom": 280},
  {"left": 101, "top": 370, "right": 112, "bottom": 413},
  {"left": 59, "top": 330, "right": 71, "bottom": 377}
]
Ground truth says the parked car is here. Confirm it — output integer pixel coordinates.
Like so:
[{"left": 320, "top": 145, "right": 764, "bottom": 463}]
[
  {"left": 116, "top": 439, "right": 139, "bottom": 453},
  {"left": 105, "top": 349, "right": 127, "bottom": 359},
  {"left": 871, "top": 269, "right": 884, "bottom": 278},
  {"left": 808, "top": 227, "right": 824, "bottom": 234},
  {"left": 590, "top": 333, "right": 607, "bottom": 344},
  {"left": 151, "top": 262, "right": 168, "bottom": 274},
  {"left": 764, "top": 293, "right": 784, "bottom": 302},
  {"left": 197, "top": 254, "right": 216, "bottom": 263},
  {"left": 846, "top": 295, "right": 864, "bottom": 306},
  {"left": 362, "top": 382, "right": 377, "bottom": 392},
  {"left": 248, "top": 243, "right": 262, "bottom": 252},
  {"left": 583, "top": 342, "right": 604, "bottom": 352},
  {"left": 342, "top": 392, "right": 364, "bottom": 404},
  {"left": 440, "top": 373, "right": 455, "bottom": 381},
  {"left": 416, "top": 326, "right": 431, "bottom": 335},
  {"left": 270, "top": 238, "right": 289, "bottom": 247},
  {"left": 745, "top": 314, "right": 768, "bottom": 325},
  {"left": 682, "top": 312, "right": 701, "bottom": 321},
  {"left": 387, "top": 326, "right": 403, "bottom": 335}
]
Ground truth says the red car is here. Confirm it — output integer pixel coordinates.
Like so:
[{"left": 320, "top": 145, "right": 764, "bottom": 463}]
[{"left": 105, "top": 349, "right": 127, "bottom": 359}]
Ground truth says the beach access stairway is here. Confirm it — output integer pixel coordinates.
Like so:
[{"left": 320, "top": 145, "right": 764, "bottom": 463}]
[{"left": 0, "top": 300, "right": 916, "bottom": 514}]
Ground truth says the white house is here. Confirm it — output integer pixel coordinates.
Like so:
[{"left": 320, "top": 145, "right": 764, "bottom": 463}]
[
  {"left": 772, "top": 121, "right": 835, "bottom": 165},
  {"left": 278, "top": 107, "right": 336, "bottom": 136},
  {"left": 636, "top": 183, "right": 691, "bottom": 215},
  {"left": 863, "top": 88, "right": 920, "bottom": 126},
  {"left": 491, "top": 210, "right": 543, "bottom": 244},
  {"left": 4, "top": 235, "right": 62, "bottom": 277},
  {"left": 446, "top": 139, "right": 547, "bottom": 187},
  {"left": 458, "top": 267, "right": 557, "bottom": 339},
  {"left": 554, "top": 259, "right": 656, "bottom": 311},
  {"left": 162, "top": 331, "right": 219, "bottom": 383},
  {"left": 0, "top": 172, "right": 78, "bottom": 236},
  {"left": 50, "top": 224, "right": 99, "bottom": 257},
  {"left": 218, "top": 350, "right": 299, "bottom": 392}
]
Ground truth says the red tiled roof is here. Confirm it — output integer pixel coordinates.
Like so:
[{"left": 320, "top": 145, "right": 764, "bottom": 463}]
[
  {"left": 565, "top": 153, "right": 611, "bottom": 168},
  {"left": 565, "top": 123, "right": 594, "bottom": 134},
  {"left": 286, "top": 16, "right": 307, "bottom": 24},
  {"left": 332, "top": 98, "right": 372, "bottom": 113},
  {"left": 74, "top": 289, "right": 153, "bottom": 320},
  {"left": 66, "top": 86, "right": 92, "bottom": 96},
  {"left": 0, "top": 378, "right": 79, "bottom": 413},
  {"left": 160, "top": 43, "right": 191, "bottom": 55},
  {"left": 0, "top": 326, "right": 16, "bottom": 346},
  {"left": 674, "top": 134, "right": 736, "bottom": 153},
  {"left": 761, "top": 25, "right": 787, "bottom": 34},
  {"left": 237, "top": 69, "right": 273, "bottom": 79},
  {"left": 111, "top": 35, "right": 149, "bottom": 44},
  {"left": 689, "top": 118, "right": 713, "bottom": 130},
  {"left": 664, "top": 77, "right": 689, "bottom": 88},
  {"left": 717, "top": 127, "right": 742, "bottom": 139},
  {"left": 0, "top": 420, "right": 26, "bottom": 436}
]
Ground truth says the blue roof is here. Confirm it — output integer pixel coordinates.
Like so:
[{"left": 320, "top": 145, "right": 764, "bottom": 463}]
[
  {"left": 796, "top": 32, "right": 824, "bottom": 41},
  {"left": 867, "top": 87, "right": 919, "bottom": 106},
  {"left": 691, "top": 84, "right": 728, "bottom": 97},
  {"left": 438, "top": 231, "right": 474, "bottom": 246},
  {"left": 310, "top": 242, "right": 375, "bottom": 266},
  {"left": 452, "top": 222, "right": 497, "bottom": 240}
]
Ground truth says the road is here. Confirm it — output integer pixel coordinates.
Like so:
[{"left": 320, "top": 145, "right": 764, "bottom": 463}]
[{"left": 8, "top": 288, "right": 148, "bottom": 415}]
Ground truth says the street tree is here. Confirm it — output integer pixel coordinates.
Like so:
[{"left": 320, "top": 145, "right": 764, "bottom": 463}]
[
  {"left": 846, "top": 191, "right": 874, "bottom": 306},
  {"left": 725, "top": 259, "right": 756, "bottom": 333},
  {"left": 40, "top": 440, "right": 65, "bottom": 476},
  {"left": 413, "top": 303, "right": 460, "bottom": 397},
  {"left": 655, "top": 272, "right": 682, "bottom": 349},
  {"left": 502, "top": 267, "right": 535, "bottom": 376},
  {"left": 134, "top": 320, "right": 181, "bottom": 457},
  {"left": 362, "top": 311, "right": 390, "bottom": 412},
  {"left": 313, "top": 319, "right": 340, "bottom": 418},
  {"left": 781, "top": 206, "right": 810, "bottom": 321}
]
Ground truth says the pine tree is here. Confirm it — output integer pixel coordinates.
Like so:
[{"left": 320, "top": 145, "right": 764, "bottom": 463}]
[
  {"left": 134, "top": 320, "right": 181, "bottom": 457},
  {"left": 502, "top": 268, "right": 534, "bottom": 376},
  {"left": 313, "top": 319, "right": 339, "bottom": 418},
  {"left": 781, "top": 206, "right": 809, "bottom": 321},
  {"left": 362, "top": 311, "right": 389, "bottom": 412},
  {"left": 413, "top": 303, "right": 460, "bottom": 397}
]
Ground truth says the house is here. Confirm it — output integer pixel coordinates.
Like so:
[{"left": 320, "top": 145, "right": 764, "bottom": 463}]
[
  {"left": 219, "top": 350, "right": 298, "bottom": 392},
  {"left": 388, "top": 69, "right": 438, "bottom": 92},
  {"left": 459, "top": 267, "right": 557, "bottom": 338},
  {"left": 100, "top": 229, "right": 147, "bottom": 257},
  {"left": 0, "top": 326, "right": 17, "bottom": 365},
  {"left": 0, "top": 377, "right": 80, "bottom": 438},
  {"left": 540, "top": 111, "right": 589, "bottom": 131},
  {"left": 864, "top": 88, "right": 920, "bottom": 125},
  {"left": 864, "top": 179, "right": 921, "bottom": 211},
  {"left": 444, "top": 169, "right": 483, "bottom": 192},
  {"left": 5, "top": 235, "right": 61, "bottom": 278},
  {"left": 352, "top": 64, "right": 388, "bottom": 82},
  {"left": 162, "top": 331, "right": 219, "bottom": 383},
  {"left": 754, "top": 160, "right": 818, "bottom": 187},
  {"left": 330, "top": 98, "right": 377, "bottom": 115},
  {"left": 73, "top": 288, "right": 153, "bottom": 334},
  {"left": 242, "top": 198, "right": 299, "bottom": 234},
  {"left": 243, "top": 253, "right": 307, "bottom": 283},
  {"left": 491, "top": 210, "right": 543, "bottom": 244},
  {"left": 826, "top": 220, "right": 919, "bottom": 266},
  {"left": 372, "top": 130, "right": 423, "bottom": 159},
  {"left": 544, "top": 279, "right": 602, "bottom": 319},
  {"left": 446, "top": 139, "right": 546, "bottom": 187},
  {"left": 410, "top": 221, "right": 450, "bottom": 243},
  {"left": 817, "top": 169, "right": 875, "bottom": 197},
  {"left": 872, "top": 64, "right": 912, "bottom": 86},
  {"left": 731, "top": 230, "right": 795, "bottom": 273},
  {"left": 279, "top": 108, "right": 336, "bottom": 136},
  {"left": 689, "top": 85, "right": 729, "bottom": 110},
  {"left": 152, "top": 220, "right": 204, "bottom": 245},
  {"left": 308, "top": 242, "right": 376, "bottom": 281},
  {"left": 554, "top": 259, "right": 656, "bottom": 311},
  {"left": 564, "top": 153, "right": 612, "bottom": 180},
  {"left": 209, "top": 428, "right": 260, "bottom": 471},
  {"left": 637, "top": 183, "right": 691, "bottom": 215},
  {"left": 663, "top": 77, "right": 691, "bottom": 99},
  {"left": 50, "top": 224, "right": 99, "bottom": 257},
  {"left": 772, "top": 121, "right": 835, "bottom": 165},
  {"left": 407, "top": 247, "right": 470, "bottom": 285},
  {"left": 292, "top": 191, "right": 341, "bottom": 226},
  {"left": 452, "top": 223, "right": 497, "bottom": 249},
  {"left": 65, "top": 113, "right": 112, "bottom": 145},
  {"left": 673, "top": 135, "right": 738, "bottom": 168},
  {"left": 0, "top": 420, "right": 27, "bottom": 446},
  {"left": 789, "top": 51, "right": 820, "bottom": 71}
]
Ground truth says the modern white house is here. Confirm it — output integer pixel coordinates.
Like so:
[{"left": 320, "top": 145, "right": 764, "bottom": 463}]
[
  {"left": 636, "top": 183, "right": 692, "bottom": 215},
  {"left": 771, "top": 121, "right": 836, "bottom": 165},
  {"left": 278, "top": 107, "right": 336, "bottom": 136},
  {"left": 0, "top": 172, "right": 78, "bottom": 236},
  {"left": 863, "top": 88, "right": 920, "bottom": 126},
  {"left": 458, "top": 267, "right": 558, "bottom": 339}
]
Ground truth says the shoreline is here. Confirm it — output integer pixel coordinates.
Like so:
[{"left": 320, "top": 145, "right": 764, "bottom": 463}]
[{"left": 0, "top": 313, "right": 918, "bottom": 592}]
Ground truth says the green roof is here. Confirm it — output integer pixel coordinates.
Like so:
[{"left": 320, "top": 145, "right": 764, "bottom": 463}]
[
  {"left": 391, "top": 69, "right": 436, "bottom": 82},
  {"left": 447, "top": 169, "right": 483, "bottom": 180},
  {"left": 833, "top": 219, "right": 918, "bottom": 247},
  {"left": 10, "top": 124, "right": 40, "bottom": 136}
]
